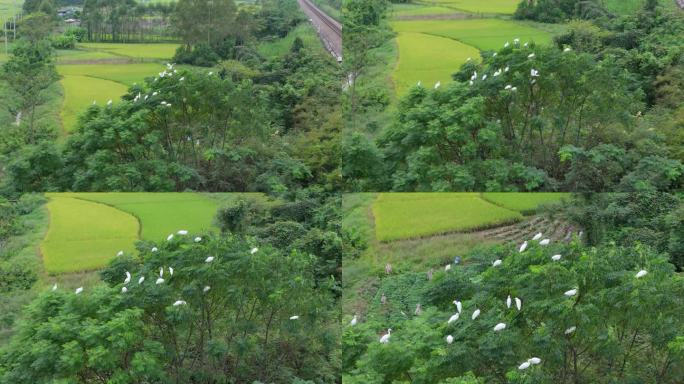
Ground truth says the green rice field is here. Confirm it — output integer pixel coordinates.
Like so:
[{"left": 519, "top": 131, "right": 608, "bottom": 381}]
[
  {"left": 59, "top": 75, "right": 129, "bottom": 131},
  {"left": 41, "top": 193, "right": 268, "bottom": 273},
  {"left": 77, "top": 43, "right": 179, "bottom": 60},
  {"left": 391, "top": 4, "right": 459, "bottom": 17},
  {"left": 420, "top": 0, "right": 520, "bottom": 14},
  {"left": 372, "top": 193, "right": 523, "bottom": 241},
  {"left": 482, "top": 192, "right": 570, "bottom": 213},
  {"left": 389, "top": 18, "right": 552, "bottom": 95}
]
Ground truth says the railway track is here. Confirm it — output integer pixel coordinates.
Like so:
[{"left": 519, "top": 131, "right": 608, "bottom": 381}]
[{"left": 298, "top": 0, "right": 342, "bottom": 61}]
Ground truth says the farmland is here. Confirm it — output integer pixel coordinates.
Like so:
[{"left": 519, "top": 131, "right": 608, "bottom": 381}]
[
  {"left": 40, "top": 192, "right": 268, "bottom": 273},
  {"left": 390, "top": 18, "right": 552, "bottom": 93},
  {"left": 419, "top": 0, "right": 520, "bottom": 14},
  {"left": 56, "top": 43, "right": 179, "bottom": 132}
]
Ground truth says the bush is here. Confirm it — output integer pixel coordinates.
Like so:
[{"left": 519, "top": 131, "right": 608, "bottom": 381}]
[{"left": 173, "top": 43, "right": 220, "bottom": 67}]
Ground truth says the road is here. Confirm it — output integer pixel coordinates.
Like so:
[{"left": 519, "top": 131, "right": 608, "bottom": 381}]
[{"left": 298, "top": 0, "right": 342, "bottom": 61}]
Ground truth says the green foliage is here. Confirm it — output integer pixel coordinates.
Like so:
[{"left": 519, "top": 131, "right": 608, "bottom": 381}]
[
  {"left": 0, "top": 234, "right": 339, "bottom": 383},
  {"left": 345, "top": 238, "right": 684, "bottom": 382},
  {"left": 514, "top": 0, "right": 609, "bottom": 23}
]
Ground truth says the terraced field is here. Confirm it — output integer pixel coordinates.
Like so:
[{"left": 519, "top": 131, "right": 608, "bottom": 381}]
[
  {"left": 420, "top": 0, "right": 520, "bottom": 14},
  {"left": 41, "top": 193, "right": 268, "bottom": 274}
]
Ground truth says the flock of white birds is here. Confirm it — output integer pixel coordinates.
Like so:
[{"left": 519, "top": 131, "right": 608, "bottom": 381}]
[
  {"left": 50, "top": 231, "right": 303, "bottom": 321},
  {"left": 349, "top": 231, "right": 649, "bottom": 373},
  {"left": 419, "top": 40, "right": 574, "bottom": 92}
]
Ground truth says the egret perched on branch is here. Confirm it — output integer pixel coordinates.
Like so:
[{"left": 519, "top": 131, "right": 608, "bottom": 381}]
[
  {"left": 564, "top": 289, "right": 578, "bottom": 297},
  {"left": 203, "top": 285, "right": 211, "bottom": 293},
  {"left": 519, "top": 361, "right": 531, "bottom": 370},
  {"left": 515, "top": 297, "right": 522, "bottom": 311},
  {"left": 453, "top": 300, "right": 462, "bottom": 314},
  {"left": 532, "top": 233, "right": 542, "bottom": 241},
  {"left": 177, "top": 230, "right": 188, "bottom": 235},
  {"left": 482, "top": 74, "right": 487, "bottom": 81},
  {"left": 527, "top": 53, "right": 535, "bottom": 59},
  {"left": 528, "top": 357, "right": 541, "bottom": 365},
  {"left": 494, "top": 323, "right": 506, "bottom": 331},
  {"left": 169, "top": 267, "right": 174, "bottom": 276},
  {"left": 519, "top": 241, "right": 528, "bottom": 253},
  {"left": 290, "top": 315, "right": 299, "bottom": 320},
  {"left": 75, "top": 287, "right": 83, "bottom": 294},
  {"left": 505, "top": 84, "right": 512, "bottom": 90},
  {"left": 156, "top": 278, "right": 164, "bottom": 284},
  {"left": 380, "top": 329, "right": 391, "bottom": 343},
  {"left": 117, "top": 250, "right": 124, "bottom": 257},
  {"left": 124, "top": 271, "right": 131, "bottom": 284},
  {"left": 507, "top": 295, "right": 512, "bottom": 309},
  {"left": 52, "top": 283, "right": 57, "bottom": 291},
  {"left": 446, "top": 335, "right": 454, "bottom": 344},
  {"left": 205, "top": 256, "right": 214, "bottom": 263},
  {"left": 448, "top": 313, "right": 459, "bottom": 324},
  {"left": 121, "top": 287, "right": 128, "bottom": 293},
  {"left": 434, "top": 81, "right": 441, "bottom": 89},
  {"left": 173, "top": 300, "right": 186, "bottom": 306},
  {"left": 565, "top": 326, "right": 576, "bottom": 335},
  {"left": 563, "top": 47, "right": 572, "bottom": 52},
  {"left": 513, "top": 38, "right": 520, "bottom": 45},
  {"left": 151, "top": 247, "right": 158, "bottom": 252},
  {"left": 504, "top": 66, "right": 509, "bottom": 72},
  {"left": 350, "top": 315, "right": 357, "bottom": 326},
  {"left": 138, "top": 276, "right": 145, "bottom": 284},
  {"left": 492, "top": 259, "right": 502, "bottom": 267},
  {"left": 167, "top": 234, "right": 174, "bottom": 241},
  {"left": 251, "top": 247, "right": 258, "bottom": 254},
  {"left": 194, "top": 237, "right": 202, "bottom": 243},
  {"left": 472, "top": 309, "right": 480, "bottom": 320},
  {"left": 445, "top": 264, "right": 452, "bottom": 271},
  {"left": 635, "top": 270, "right": 648, "bottom": 278},
  {"left": 159, "top": 267, "right": 164, "bottom": 277},
  {"left": 531, "top": 69, "right": 539, "bottom": 77},
  {"left": 107, "top": 100, "right": 113, "bottom": 106},
  {"left": 504, "top": 41, "right": 510, "bottom": 48},
  {"left": 552, "top": 254, "right": 562, "bottom": 261},
  {"left": 540, "top": 239, "right": 550, "bottom": 245},
  {"left": 470, "top": 71, "right": 477, "bottom": 81}
]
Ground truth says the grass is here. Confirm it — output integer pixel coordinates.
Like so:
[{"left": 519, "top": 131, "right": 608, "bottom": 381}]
[
  {"left": 481, "top": 192, "right": 570, "bottom": 213},
  {"left": 372, "top": 193, "right": 523, "bottom": 241},
  {"left": 393, "top": 32, "right": 480, "bottom": 94},
  {"left": 257, "top": 24, "right": 320, "bottom": 58},
  {"left": 59, "top": 75, "right": 129, "bottom": 132},
  {"left": 391, "top": 4, "right": 460, "bottom": 17},
  {"left": 41, "top": 196, "right": 140, "bottom": 274},
  {"left": 419, "top": 0, "right": 520, "bottom": 14},
  {"left": 56, "top": 49, "right": 121, "bottom": 64},
  {"left": 57, "top": 63, "right": 163, "bottom": 86}
]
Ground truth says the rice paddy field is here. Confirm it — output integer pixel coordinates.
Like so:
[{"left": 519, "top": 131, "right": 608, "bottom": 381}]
[
  {"left": 40, "top": 192, "right": 268, "bottom": 274},
  {"left": 56, "top": 43, "right": 179, "bottom": 132},
  {"left": 418, "top": 0, "right": 520, "bottom": 14},
  {"left": 482, "top": 192, "right": 570, "bottom": 213},
  {"left": 390, "top": 20, "right": 552, "bottom": 94}
]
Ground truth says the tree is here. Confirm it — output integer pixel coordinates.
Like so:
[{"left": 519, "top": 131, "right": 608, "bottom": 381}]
[{"left": 172, "top": 0, "right": 236, "bottom": 50}]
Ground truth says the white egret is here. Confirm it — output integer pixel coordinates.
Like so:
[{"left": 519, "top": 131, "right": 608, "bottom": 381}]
[
  {"left": 492, "top": 259, "right": 502, "bottom": 267},
  {"left": 505, "top": 85, "right": 512, "bottom": 90},
  {"left": 156, "top": 278, "right": 164, "bottom": 284},
  {"left": 194, "top": 237, "right": 202, "bottom": 242},
  {"left": 511, "top": 87, "right": 518, "bottom": 91},
  {"left": 434, "top": 81, "right": 441, "bottom": 89},
  {"left": 205, "top": 256, "right": 214, "bottom": 263},
  {"left": 565, "top": 326, "right": 576, "bottom": 335},
  {"left": 203, "top": 285, "right": 211, "bottom": 293},
  {"left": 208, "top": 71, "right": 213, "bottom": 76},
  {"left": 290, "top": 315, "right": 299, "bottom": 320},
  {"left": 635, "top": 270, "right": 648, "bottom": 278},
  {"left": 380, "top": 329, "right": 391, "bottom": 343},
  {"left": 472, "top": 309, "right": 480, "bottom": 320},
  {"left": 482, "top": 74, "right": 487, "bottom": 80},
  {"left": 75, "top": 287, "right": 83, "bottom": 294},
  {"left": 107, "top": 100, "right": 113, "bottom": 106},
  {"left": 493, "top": 52, "right": 497, "bottom": 57},
  {"left": 448, "top": 313, "right": 459, "bottom": 324},
  {"left": 469, "top": 80, "right": 474, "bottom": 86},
  {"left": 121, "top": 287, "right": 128, "bottom": 293},
  {"left": 515, "top": 297, "right": 522, "bottom": 311},
  {"left": 350, "top": 315, "right": 357, "bottom": 326},
  {"left": 528, "top": 53, "right": 535, "bottom": 59},
  {"left": 446, "top": 335, "right": 454, "bottom": 344},
  {"left": 524, "top": 42, "right": 529, "bottom": 48},
  {"left": 563, "top": 47, "right": 572, "bottom": 52},
  {"left": 159, "top": 267, "right": 164, "bottom": 277},
  {"left": 504, "top": 42, "right": 510, "bottom": 48},
  {"left": 540, "top": 239, "right": 550, "bottom": 245},
  {"left": 494, "top": 323, "right": 506, "bottom": 331},
  {"left": 177, "top": 230, "right": 188, "bottom": 235},
  {"left": 416, "top": 81, "right": 421, "bottom": 87},
  {"left": 445, "top": 264, "right": 452, "bottom": 271},
  {"left": 138, "top": 276, "right": 145, "bottom": 284},
  {"left": 179, "top": 77, "right": 185, "bottom": 81},
  {"left": 52, "top": 283, "right": 57, "bottom": 291},
  {"left": 153, "top": 91, "right": 158, "bottom": 96},
  {"left": 173, "top": 300, "right": 186, "bottom": 306},
  {"left": 519, "top": 241, "right": 528, "bottom": 253},
  {"left": 507, "top": 295, "right": 512, "bottom": 308},
  {"left": 519, "top": 361, "right": 531, "bottom": 370},
  {"left": 564, "top": 289, "right": 578, "bottom": 297},
  {"left": 493, "top": 69, "right": 501, "bottom": 77},
  {"left": 124, "top": 271, "right": 131, "bottom": 284},
  {"left": 528, "top": 357, "right": 541, "bottom": 365},
  {"left": 532, "top": 232, "right": 542, "bottom": 240},
  {"left": 151, "top": 247, "right": 158, "bottom": 252},
  {"left": 504, "top": 66, "right": 509, "bottom": 72},
  {"left": 466, "top": 57, "right": 472, "bottom": 61},
  {"left": 531, "top": 69, "right": 539, "bottom": 77},
  {"left": 167, "top": 234, "right": 174, "bottom": 241},
  {"left": 117, "top": 250, "right": 124, "bottom": 257},
  {"left": 169, "top": 267, "right": 174, "bottom": 276},
  {"left": 251, "top": 247, "right": 258, "bottom": 254},
  {"left": 513, "top": 38, "right": 520, "bottom": 44},
  {"left": 453, "top": 300, "right": 462, "bottom": 314},
  {"left": 551, "top": 254, "right": 562, "bottom": 261}
]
